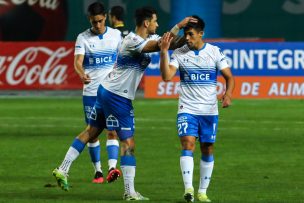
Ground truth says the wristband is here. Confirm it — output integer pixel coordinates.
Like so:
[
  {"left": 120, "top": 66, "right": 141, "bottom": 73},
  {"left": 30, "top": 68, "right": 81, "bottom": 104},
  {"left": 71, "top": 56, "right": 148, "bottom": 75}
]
[{"left": 170, "top": 24, "right": 180, "bottom": 35}]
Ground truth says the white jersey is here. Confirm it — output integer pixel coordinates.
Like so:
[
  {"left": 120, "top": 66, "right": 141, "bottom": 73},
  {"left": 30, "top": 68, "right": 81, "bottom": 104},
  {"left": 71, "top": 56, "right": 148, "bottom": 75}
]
[
  {"left": 102, "top": 32, "right": 160, "bottom": 100},
  {"left": 74, "top": 27, "right": 122, "bottom": 96},
  {"left": 170, "top": 43, "right": 229, "bottom": 115}
]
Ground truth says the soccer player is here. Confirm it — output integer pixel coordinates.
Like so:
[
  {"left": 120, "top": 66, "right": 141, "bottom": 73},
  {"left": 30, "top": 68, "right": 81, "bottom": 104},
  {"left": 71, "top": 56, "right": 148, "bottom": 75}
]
[
  {"left": 52, "top": 2, "right": 122, "bottom": 189},
  {"left": 95, "top": 7, "right": 197, "bottom": 201},
  {"left": 108, "top": 5, "right": 129, "bottom": 38},
  {"left": 159, "top": 16, "right": 235, "bottom": 202},
  {"left": 53, "top": 4, "right": 195, "bottom": 198}
]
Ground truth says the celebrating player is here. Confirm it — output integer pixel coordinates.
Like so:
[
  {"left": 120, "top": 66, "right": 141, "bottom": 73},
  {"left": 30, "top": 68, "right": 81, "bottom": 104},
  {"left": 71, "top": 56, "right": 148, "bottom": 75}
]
[
  {"left": 52, "top": 2, "right": 122, "bottom": 189},
  {"left": 159, "top": 16, "right": 235, "bottom": 202},
  {"left": 94, "top": 7, "right": 197, "bottom": 201}
]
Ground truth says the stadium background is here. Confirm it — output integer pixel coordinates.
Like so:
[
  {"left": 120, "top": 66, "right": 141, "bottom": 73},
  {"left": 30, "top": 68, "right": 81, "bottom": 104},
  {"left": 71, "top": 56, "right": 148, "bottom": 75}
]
[{"left": 0, "top": 0, "right": 304, "bottom": 202}]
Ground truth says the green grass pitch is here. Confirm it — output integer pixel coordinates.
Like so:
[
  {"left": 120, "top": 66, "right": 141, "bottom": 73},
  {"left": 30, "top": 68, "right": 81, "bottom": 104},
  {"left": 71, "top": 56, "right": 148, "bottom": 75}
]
[{"left": 0, "top": 97, "right": 303, "bottom": 203}]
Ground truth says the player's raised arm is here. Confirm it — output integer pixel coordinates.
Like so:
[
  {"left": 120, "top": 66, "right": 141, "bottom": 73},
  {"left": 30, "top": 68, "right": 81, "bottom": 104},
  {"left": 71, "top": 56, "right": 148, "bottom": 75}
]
[
  {"left": 74, "top": 54, "right": 91, "bottom": 84},
  {"left": 142, "top": 16, "right": 198, "bottom": 53},
  {"left": 221, "top": 67, "right": 235, "bottom": 108},
  {"left": 159, "top": 32, "right": 177, "bottom": 81},
  {"left": 168, "top": 16, "right": 198, "bottom": 49}
]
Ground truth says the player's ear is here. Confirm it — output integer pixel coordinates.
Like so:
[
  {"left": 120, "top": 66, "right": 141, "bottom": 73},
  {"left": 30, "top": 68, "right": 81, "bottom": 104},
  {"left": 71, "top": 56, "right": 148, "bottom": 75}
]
[
  {"left": 144, "top": 20, "right": 150, "bottom": 28},
  {"left": 199, "top": 31, "right": 204, "bottom": 38}
]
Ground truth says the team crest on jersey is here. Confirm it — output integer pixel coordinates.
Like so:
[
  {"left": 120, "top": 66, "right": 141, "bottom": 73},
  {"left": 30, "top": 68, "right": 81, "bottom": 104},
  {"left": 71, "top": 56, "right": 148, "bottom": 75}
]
[
  {"left": 179, "top": 105, "right": 183, "bottom": 109},
  {"left": 106, "top": 114, "right": 119, "bottom": 127},
  {"left": 195, "top": 56, "right": 203, "bottom": 64}
]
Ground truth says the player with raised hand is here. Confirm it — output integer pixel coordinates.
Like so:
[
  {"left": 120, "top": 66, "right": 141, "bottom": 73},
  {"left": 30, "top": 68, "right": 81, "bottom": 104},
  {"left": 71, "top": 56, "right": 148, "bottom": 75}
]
[
  {"left": 94, "top": 7, "right": 197, "bottom": 201},
  {"left": 52, "top": 4, "right": 196, "bottom": 200},
  {"left": 159, "top": 16, "right": 235, "bottom": 202}
]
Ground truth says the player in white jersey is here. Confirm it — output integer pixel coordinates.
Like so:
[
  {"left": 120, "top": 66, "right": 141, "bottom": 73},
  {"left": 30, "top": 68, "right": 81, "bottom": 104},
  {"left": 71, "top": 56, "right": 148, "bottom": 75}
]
[
  {"left": 52, "top": 2, "right": 122, "bottom": 190},
  {"left": 159, "top": 16, "right": 235, "bottom": 202},
  {"left": 54, "top": 4, "right": 195, "bottom": 198},
  {"left": 93, "top": 7, "right": 197, "bottom": 201}
]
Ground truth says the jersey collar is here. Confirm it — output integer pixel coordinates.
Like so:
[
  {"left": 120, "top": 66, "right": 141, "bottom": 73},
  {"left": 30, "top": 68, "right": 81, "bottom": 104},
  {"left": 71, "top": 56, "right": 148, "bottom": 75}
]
[{"left": 193, "top": 43, "right": 207, "bottom": 55}]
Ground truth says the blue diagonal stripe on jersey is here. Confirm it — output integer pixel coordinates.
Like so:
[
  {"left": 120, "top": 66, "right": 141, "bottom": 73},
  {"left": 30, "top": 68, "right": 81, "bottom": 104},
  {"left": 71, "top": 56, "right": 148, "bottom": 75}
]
[{"left": 116, "top": 55, "right": 150, "bottom": 72}]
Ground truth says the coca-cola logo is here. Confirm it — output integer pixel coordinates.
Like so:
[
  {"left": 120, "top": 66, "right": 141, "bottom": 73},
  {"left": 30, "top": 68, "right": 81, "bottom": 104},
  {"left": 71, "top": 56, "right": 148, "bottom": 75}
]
[
  {"left": 0, "top": 0, "right": 59, "bottom": 10},
  {"left": 0, "top": 46, "right": 72, "bottom": 86}
]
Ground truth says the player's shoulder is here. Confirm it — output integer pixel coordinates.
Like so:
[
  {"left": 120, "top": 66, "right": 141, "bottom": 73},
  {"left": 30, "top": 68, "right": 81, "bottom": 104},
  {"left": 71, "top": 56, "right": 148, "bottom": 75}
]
[
  {"left": 204, "top": 42, "right": 221, "bottom": 52},
  {"left": 124, "top": 32, "right": 144, "bottom": 45},
  {"left": 77, "top": 29, "right": 91, "bottom": 39},
  {"left": 107, "top": 26, "right": 122, "bottom": 36},
  {"left": 173, "top": 44, "right": 191, "bottom": 55},
  {"left": 147, "top": 34, "right": 160, "bottom": 41}
]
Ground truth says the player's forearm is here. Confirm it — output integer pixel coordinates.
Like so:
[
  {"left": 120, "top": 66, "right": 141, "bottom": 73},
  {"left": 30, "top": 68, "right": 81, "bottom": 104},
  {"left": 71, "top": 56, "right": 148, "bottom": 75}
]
[
  {"left": 142, "top": 40, "right": 160, "bottom": 53},
  {"left": 224, "top": 76, "right": 235, "bottom": 98},
  {"left": 74, "top": 62, "right": 85, "bottom": 77},
  {"left": 160, "top": 51, "right": 173, "bottom": 81},
  {"left": 169, "top": 36, "right": 186, "bottom": 50}
]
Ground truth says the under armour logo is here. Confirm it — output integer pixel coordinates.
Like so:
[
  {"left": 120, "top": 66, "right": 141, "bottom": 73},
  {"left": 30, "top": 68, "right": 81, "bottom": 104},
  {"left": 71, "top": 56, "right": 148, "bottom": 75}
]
[
  {"left": 183, "top": 171, "right": 190, "bottom": 174},
  {"left": 204, "top": 176, "right": 211, "bottom": 180},
  {"left": 183, "top": 58, "right": 189, "bottom": 62}
]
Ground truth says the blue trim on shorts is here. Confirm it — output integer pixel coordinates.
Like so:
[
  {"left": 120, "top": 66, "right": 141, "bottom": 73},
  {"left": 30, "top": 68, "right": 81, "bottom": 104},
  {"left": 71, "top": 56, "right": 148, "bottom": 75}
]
[{"left": 117, "top": 130, "right": 134, "bottom": 141}]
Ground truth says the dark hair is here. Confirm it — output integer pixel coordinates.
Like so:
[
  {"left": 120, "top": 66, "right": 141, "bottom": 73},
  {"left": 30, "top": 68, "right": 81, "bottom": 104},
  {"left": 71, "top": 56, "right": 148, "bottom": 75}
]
[
  {"left": 184, "top": 15, "right": 205, "bottom": 32},
  {"left": 110, "top": 6, "right": 124, "bottom": 21},
  {"left": 135, "top": 6, "right": 157, "bottom": 27},
  {"left": 87, "top": 2, "right": 106, "bottom": 16}
]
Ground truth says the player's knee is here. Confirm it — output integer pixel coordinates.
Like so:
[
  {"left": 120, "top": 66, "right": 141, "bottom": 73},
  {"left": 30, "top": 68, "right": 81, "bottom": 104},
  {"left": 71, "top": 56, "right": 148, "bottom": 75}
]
[
  {"left": 181, "top": 140, "right": 195, "bottom": 151},
  {"left": 123, "top": 147, "right": 134, "bottom": 156},
  {"left": 83, "top": 125, "right": 101, "bottom": 141},
  {"left": 120, "top": 140, "right": 135, "bottom": 156},
  {"left": 200, "top": 142, "right": 214, "bottom": 155},
  {"left": 107, "top": 130, "right": 117, "bottom": 139}
]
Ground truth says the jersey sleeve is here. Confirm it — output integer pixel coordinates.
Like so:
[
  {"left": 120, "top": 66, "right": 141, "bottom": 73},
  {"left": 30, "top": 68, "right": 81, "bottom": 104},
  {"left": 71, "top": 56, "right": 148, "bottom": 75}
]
[
  {"left": 126, "top": 35, "right": 149, "bottom": 54},
  {"left": 148, "top": 34, "right": 161, "bottom": 41},
  {"left": 169, "top": 50, "right": 179, "bottom": 69},
  {"left": 215, "top": 47, "right": 229, "bottom": 70},
  {"left": 74, "top": 34, "right": 85, "bottom": 55}
]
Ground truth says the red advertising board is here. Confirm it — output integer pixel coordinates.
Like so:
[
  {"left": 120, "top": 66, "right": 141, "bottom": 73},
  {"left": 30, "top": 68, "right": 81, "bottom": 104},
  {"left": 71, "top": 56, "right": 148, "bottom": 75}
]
[{"left": 0, "top": 42, "right": 82, "bottom": 90}]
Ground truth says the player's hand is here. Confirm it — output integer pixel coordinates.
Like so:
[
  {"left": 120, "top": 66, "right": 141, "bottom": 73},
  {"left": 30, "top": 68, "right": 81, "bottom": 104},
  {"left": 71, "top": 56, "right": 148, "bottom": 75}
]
[
  {"left": 177, "top": 17, "right": 198, "bottom": 29},
  {"left": 159, "top": 32, "right": 173, "bottom": 51},
  {"left": 80, "top": 74, "right": 91, "bottom": 84},
  {"left": 221, "top": 94, "right": 232, "bottom": 108}
]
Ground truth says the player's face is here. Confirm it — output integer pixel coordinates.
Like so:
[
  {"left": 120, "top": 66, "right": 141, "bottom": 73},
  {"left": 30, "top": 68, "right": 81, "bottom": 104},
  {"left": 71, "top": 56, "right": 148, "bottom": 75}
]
[
  {"left": 147, "top": 14, "right": 159, "bottom": 34},
  {"left": 184, "top": 28, "right": 203, "bottom": 50},
  {"left": 89, "top": 14, "right": 106, "bottom": 34}
]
